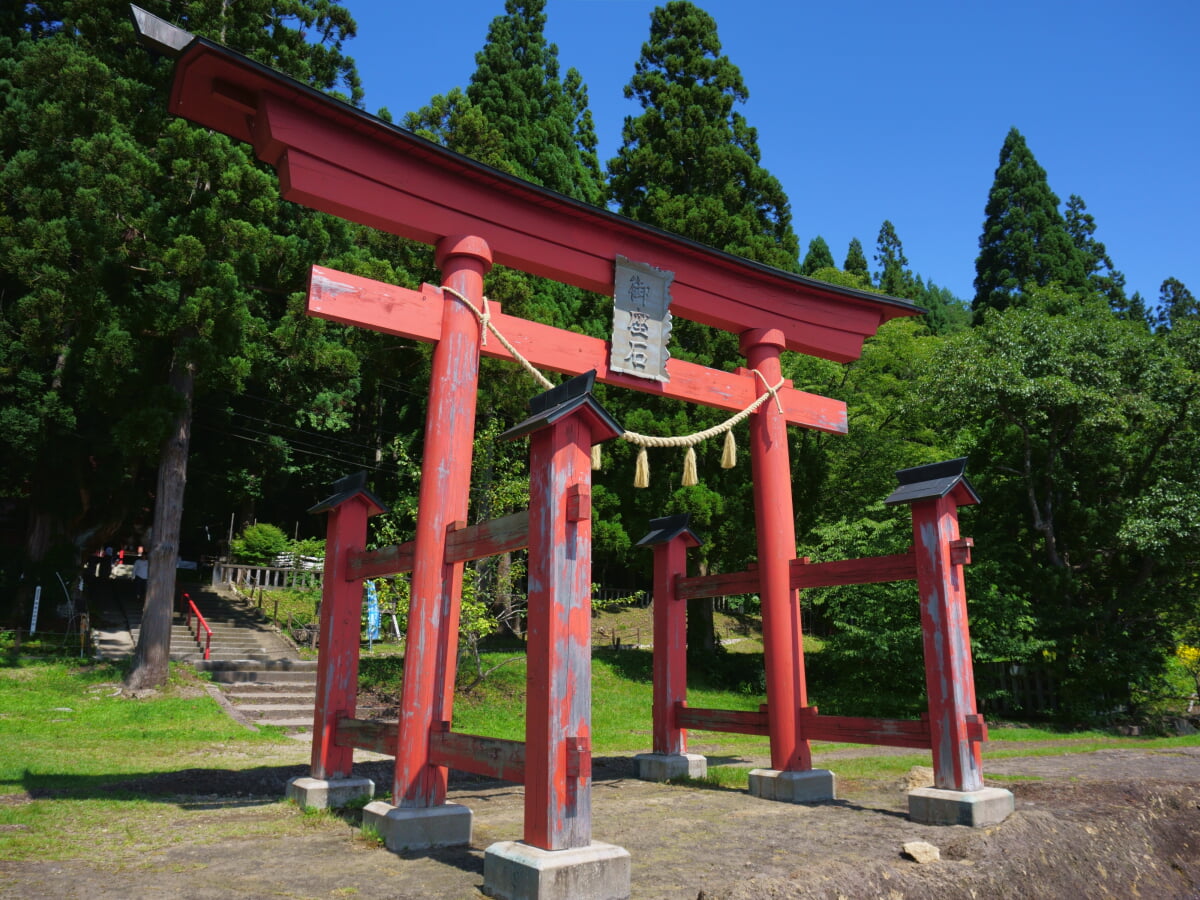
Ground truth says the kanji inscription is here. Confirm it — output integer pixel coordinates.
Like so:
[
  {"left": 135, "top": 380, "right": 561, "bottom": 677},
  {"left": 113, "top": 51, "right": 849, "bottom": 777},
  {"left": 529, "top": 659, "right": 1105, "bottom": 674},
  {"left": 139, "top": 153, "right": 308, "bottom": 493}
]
[{"left": 611, "top": 255, "right": 674, "bottom": 383}]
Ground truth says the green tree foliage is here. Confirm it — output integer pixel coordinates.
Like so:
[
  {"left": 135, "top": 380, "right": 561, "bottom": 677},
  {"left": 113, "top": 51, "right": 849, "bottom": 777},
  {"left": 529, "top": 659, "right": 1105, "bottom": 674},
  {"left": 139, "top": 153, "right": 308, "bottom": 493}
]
[
  {"left": 973, "top": 128, "right": 1088, "bottom": 317},
  {"left": 229, "top": 523, "right": 290, "bottom": 565},
  {"left": 607, "top": 0, "right": 800, "bottom": 271},
  {"left": 403, "top": 88, "right": 512, "bottom": 173},
  {"left": 802, "top": 515, "right": 926, "bottom": 716},
  {"left": 0, "top": 0, "right": 367, "bottom": 688},
  {"left": 466, "top": 0, "right": 603, "bottom": 206},
  {"left": 874, "top": 220, "right": 915, "bottom": 299},
  {"left": 794, "top": 318, "right": 995, "bottom": 713},
  {"left": 922, "top": 290, "right": 1200, "bottom": 715},
  {"left": 917, "top": 280, "right": 971, "bottom": 335},
  {"left": 1156, "top": 277, "right": 1197, "bottom": 331},
  {"left": 1064, "top": 194, "right": 1130, "bottom": 315},
  {"left": 406, "top": 15, "right": 609, "bottom": 343},
  {"left": 801, "top": 236, "right": 835, "bottom": 276},
  {"left": 867, "top": 221, "right": 967, "bottom": 334},
  {"left": 1115, "top": 290, "right": 1152, "bottom": 328},
  {"left": 843, "top": 237, "right": 870, "bottom": 282}
]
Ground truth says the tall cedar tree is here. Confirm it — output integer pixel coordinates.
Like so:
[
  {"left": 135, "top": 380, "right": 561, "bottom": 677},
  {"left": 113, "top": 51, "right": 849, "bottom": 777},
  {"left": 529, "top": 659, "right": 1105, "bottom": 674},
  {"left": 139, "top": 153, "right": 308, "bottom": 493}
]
[
  {"left": 0, "top": 1, "right": 363, "bottom": 688},
  {"left": 608, "top": 1, "right": 800, "bottom": 271},
  {"left": 607, "top": 1, "right": 800, "bottom": 649},
  {"left": 1064, "top": 194, "right": 1132, "bottom": 317},
  {"left": 403, "top": 0, "right": 610, "bottom": 368},
  {"left": 843, "top": 237, "right": 870, "bottom": 282},
  {"left": 973, "top": 127, "right": 1087, "bottom": 316},
  {"left": 801, "top": 236, "right": 835, "bottom": 276},
  {"left": 871, "top": 221, "right": 968, "bottom": 333},
  {"left": 874, "top": 220, "right": 915, "bottom": 299},
  {"left": 1157, "top": 277, "right": 1198, "bottom": 331},
  {"left": 467, "top": 0, "right": 603, "bottom": 206}
]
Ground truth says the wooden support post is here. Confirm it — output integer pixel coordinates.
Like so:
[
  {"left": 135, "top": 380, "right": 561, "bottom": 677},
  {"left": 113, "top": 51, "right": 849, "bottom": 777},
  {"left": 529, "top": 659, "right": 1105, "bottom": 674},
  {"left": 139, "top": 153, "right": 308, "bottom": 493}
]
[
  {"left": 652, "top": 539, "right": 690, "bottom": 756},
  {"left": 637, "top": 517, "right": 702, "bottom": 758},
  {"left": 911, "top": 492, "right": 984, "bottom": 792},
  {"left": 309, "top": 479, "right": 384, "bottom": 781},
  {"left": 508, "top": 373, "right": 621, "bottom": 851},
  {"left": 739, "top": 329, "right": 811, "bottom": 772},
  {"left": 525, "top": 415, "right": 594, "bottom": 850},
  {"left": 393, "top": 235, "right": 491, "bottom": 809}
]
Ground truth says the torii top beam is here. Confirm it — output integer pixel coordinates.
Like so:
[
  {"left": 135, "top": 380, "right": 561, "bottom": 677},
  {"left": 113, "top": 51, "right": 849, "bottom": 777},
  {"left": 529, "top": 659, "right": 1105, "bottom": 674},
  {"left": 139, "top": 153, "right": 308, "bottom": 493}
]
[{"left": 146, "top": 20, "right": 920, "bottom": 364}]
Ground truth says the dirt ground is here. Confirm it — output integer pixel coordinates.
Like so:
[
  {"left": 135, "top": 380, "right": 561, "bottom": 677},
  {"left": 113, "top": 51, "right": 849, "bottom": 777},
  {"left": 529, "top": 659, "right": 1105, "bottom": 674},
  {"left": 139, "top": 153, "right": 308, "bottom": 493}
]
[{"left": 2, "top": 737, "right": 1198, "bottom": 900}]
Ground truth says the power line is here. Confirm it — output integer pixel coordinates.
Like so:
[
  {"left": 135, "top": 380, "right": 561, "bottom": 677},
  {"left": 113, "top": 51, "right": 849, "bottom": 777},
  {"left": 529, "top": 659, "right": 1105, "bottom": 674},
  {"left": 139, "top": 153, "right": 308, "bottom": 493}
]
[{"left": 194, "top": 422, "right": 397, "bottom": 475}]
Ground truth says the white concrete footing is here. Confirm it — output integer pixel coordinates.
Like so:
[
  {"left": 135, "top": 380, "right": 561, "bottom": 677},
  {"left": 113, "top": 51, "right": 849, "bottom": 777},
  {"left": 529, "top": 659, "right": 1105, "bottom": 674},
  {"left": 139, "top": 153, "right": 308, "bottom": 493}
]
[
  {"left": 285, "top": 775, "right": 374, "bottom": 810},
  {"left": 361, "top": 800, "right": 473, "bottom": 851},
  {"left": 907, "top": 786, "right": 1015, "bottom": 827},
  {"left": 633, "top": 752, "right": 707, "bottom": 781},
  {"left": 747, "top": 768, "right": 836, "bottom": 803},
  {"left": 483, "top": 840, "right": 631, "bottom": 900}
]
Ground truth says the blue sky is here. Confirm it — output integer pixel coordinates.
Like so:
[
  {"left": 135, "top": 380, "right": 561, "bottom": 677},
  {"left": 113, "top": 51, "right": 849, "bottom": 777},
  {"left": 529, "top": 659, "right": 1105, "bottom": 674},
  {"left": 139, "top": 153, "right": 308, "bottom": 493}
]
[{"left": 344, "top": 0, "right": 1198, "bottom": 306}]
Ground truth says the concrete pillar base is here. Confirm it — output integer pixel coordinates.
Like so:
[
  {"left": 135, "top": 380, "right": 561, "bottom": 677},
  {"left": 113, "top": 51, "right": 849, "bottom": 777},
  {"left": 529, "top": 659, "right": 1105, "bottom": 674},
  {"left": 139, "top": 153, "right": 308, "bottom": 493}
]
[
  {"left": 285, "top": 775, "right": 374, "bottom": 811},
  {"left": 361, "top": 800, "right": 472, "bottom": 851},
  {"left": 483, "top": 840, "right": 631, "bottom": 900},
  {"left": 747, "top": 768, "right": 836, "bottom": 803},
  {"left": 908, "top": 786, "right": 1015, "bottom": 827},
  {"left": 634, "top": 752, "right": 707, "bottom": 781}
]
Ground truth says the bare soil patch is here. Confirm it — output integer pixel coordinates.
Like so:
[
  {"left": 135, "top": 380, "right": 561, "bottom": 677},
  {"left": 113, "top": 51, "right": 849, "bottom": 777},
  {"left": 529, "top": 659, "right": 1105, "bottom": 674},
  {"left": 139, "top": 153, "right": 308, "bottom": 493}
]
[{"left": 2, "top": 744, "right": 1198, "bottom": 899}]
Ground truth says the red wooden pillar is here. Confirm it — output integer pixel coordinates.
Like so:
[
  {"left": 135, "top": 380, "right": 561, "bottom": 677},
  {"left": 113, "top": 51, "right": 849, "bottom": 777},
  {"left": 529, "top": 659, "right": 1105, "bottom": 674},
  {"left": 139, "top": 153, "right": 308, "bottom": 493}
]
[
  {"left": 503, "top": 372, "right": 622, "bottom": 851},
  {"left": 637, "top": 516, "right": 701, "bottom": 757},
  {"left": 394, "top": 235, "right": 491, "bottom": 808},
  {"left": 739, "top": 328, "right": 811, "bottom": 772},
  {"left": 912, "top": 493, "right": 984, "bottom": 791},
  {"left": 886, "top": 459, "right": 985, "bottom": 792},
  {"left": 308, "top": 473, "right": 387, "bottom": 780}
]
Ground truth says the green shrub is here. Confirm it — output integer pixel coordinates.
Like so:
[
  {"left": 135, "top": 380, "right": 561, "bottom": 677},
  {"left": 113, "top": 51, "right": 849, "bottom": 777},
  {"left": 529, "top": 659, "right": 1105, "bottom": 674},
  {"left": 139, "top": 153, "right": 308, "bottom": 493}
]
[
  {"left": 230, "top": 523, "right": 290, "bottom": 565},
  {"left": 291, "top": 537, "right": 326, "bottom": 559}
]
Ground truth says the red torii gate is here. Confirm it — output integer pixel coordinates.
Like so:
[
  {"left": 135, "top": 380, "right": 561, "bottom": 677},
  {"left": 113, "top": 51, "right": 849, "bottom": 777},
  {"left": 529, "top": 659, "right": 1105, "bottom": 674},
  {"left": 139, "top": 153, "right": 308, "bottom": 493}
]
[{"left": 133, "top": 8, "right": 1010, "bottom": 898}]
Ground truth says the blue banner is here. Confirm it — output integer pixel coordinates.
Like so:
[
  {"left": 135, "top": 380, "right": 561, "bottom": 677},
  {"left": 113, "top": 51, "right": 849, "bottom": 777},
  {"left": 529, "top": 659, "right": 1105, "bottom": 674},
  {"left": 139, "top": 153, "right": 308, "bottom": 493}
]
[{"left": 365, "top": 580, "right": 380, "bottom": 642}]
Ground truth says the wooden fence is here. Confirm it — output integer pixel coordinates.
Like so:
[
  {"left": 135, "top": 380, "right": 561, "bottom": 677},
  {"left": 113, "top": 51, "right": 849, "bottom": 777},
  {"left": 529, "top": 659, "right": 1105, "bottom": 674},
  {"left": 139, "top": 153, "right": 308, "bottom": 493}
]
[
  {"left": 211, "top": 560, "right": 323, "bottom": 591},
  {"left": 977, "top": 661, "right": 1060, "bottom": 715}
]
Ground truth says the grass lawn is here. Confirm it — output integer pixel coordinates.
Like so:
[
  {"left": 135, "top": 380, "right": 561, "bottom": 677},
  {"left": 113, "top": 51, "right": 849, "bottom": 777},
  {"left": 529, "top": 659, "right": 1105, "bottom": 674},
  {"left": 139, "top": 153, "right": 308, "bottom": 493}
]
[
  {"left": 2, "top": 647, "right": 1197, "bottom": 864},
  {"left": 0, "top": 654, "right": 326, "bottom": 862}
]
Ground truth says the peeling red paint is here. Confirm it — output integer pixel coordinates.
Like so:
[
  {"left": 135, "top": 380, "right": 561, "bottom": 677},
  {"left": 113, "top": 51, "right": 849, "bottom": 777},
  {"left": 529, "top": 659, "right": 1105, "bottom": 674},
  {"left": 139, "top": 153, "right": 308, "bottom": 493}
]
[
  {"left": 311, "top": 496, "right": 377, "bottom": 781},
  {"left": 913, "top": 494, "right": 984, "bottom": 792},
  {"left": 741, "top": 329, "right": 813, "bottom": 773},
  {"left": 652, "top": 535, "right": 696, "bottom": 756},
  {"left": 392, "top": 238, "right": 489, "bottom": 809}
]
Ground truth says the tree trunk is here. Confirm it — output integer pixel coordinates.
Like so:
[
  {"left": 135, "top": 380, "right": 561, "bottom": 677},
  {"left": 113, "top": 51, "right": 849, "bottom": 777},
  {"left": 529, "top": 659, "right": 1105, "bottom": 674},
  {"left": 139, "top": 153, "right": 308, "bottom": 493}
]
[
  {"left": 687, "top": 560, "right": 717, "bottom": 653},
  {"left": 687, "top": 597, "right": 716, "bottom": 653},
  {"left": 125, "top": 342, "right": 195, "bottom": 691}
]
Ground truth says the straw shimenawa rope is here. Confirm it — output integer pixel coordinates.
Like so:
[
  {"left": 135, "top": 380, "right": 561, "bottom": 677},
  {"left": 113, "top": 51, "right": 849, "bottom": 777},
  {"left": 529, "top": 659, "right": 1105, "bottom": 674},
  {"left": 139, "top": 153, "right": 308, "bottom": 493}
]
[{"left": 441, "top": 284, "right": 785, "bottom": 487}]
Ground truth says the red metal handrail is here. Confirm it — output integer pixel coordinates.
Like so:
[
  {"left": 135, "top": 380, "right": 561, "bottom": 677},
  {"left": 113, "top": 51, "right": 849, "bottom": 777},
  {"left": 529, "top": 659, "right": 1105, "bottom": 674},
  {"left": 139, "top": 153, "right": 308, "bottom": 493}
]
[{"left": 182, "top": 592, "right": 213, "bottom": 661}]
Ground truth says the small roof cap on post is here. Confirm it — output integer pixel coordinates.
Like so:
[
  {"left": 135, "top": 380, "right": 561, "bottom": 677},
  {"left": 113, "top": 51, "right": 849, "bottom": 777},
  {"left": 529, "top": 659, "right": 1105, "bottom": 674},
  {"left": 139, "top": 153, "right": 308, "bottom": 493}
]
[
  {"left": 500, "top": 370, "right": 623, "bottom": 444},
  {"left": 308, "top": 471, "right": 389, "bottom": 516},
  {"left": 884, "top": 457, "right": 980, "bottom": 508},
  {"left": 129, "top": 5, "right": 196, "bottom": 58},
  {"left": 636, "top": 513, "right": 704, "bottom": 549}
]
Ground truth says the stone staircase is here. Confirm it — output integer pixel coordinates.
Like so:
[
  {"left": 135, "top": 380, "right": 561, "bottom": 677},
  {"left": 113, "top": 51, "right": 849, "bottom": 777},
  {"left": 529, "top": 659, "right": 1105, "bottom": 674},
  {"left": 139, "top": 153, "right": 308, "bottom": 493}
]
[
  {"left": 113, "top": 586, "right": 392, "bottom": 734},
  {"left": 137, "top": 587, "right": 319, "bottom": 732},
  {"left": 200, "top": 659, "right": 320, "bottom": 731}
]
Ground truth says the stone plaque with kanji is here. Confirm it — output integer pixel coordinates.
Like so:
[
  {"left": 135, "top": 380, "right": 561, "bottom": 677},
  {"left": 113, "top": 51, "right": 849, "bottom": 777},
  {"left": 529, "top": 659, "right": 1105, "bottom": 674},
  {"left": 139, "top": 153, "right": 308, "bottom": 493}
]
[{"left": 611, "top": 255, "right": 674, "bottom": 383}]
